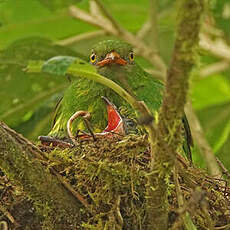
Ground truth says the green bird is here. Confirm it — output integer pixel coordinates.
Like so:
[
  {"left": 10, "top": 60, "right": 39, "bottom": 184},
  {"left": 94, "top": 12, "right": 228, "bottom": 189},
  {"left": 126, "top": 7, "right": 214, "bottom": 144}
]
[{"left": 44, "top": 40, "right": 192, "bottom": 159}]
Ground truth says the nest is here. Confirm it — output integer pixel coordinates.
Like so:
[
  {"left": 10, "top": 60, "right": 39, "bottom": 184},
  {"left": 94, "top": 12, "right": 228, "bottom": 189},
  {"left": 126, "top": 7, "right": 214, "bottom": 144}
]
[
  {"left": 44, "top": 135, "right": 230, "bottom": 229},
  {"left": 1, "top": 134, "right": 230, "bottom": 229}
]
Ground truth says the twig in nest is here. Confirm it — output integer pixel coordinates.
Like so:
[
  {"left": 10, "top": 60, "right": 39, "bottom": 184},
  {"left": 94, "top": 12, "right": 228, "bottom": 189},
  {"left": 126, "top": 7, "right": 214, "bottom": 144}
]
[
  {"left": 38, "top": 136, "right": 74, "bottom": 148},
  {"left": 216, "top": 157, "right": 230, "bottom": 180},
  {"left": 83, "top": 117, "right": 96, "bottom": 141},
  {"left": 67, "top": 111, "right": 92, "bottom": 144},
  {"left": 0, "top": 204, "right": 15, "bottom": 225},
  {"left": 171, "top": 166, "right": 215, "bottom": 230},
  {"left": 215, "top": 223, "right": 230, "bottom": 230},
  {"left": 171, "top": 165, "right": 196, "bottom": 230},
  {"left": 115, "top": 196, "right": 123, "bottom": 228},
  {"left": 52, "top": 170, "right": 94, "bottom": 215},
  {"left": 0, "top": 221, "right": 8, "bottom": 230}
]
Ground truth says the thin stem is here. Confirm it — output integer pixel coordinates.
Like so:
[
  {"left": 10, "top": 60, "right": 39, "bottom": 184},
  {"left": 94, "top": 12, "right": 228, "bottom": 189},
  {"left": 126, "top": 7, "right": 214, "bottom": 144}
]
[
  {"left": 200, "top": 61, "right": 230, "bottom": 77},
  {"left": 148, "top": 0, "right": 159, "bottom": 50},
  {"left": 0, "top": 221, "right": 8, "bottom": 230},
  {"left": 215, "top": 157, "right": 230, "bottom": 179},
  {"left": 200, "top": 33, "right": 230, "bottom": 61},
  {"left": 93, "top": 0, "right": 123, "bottom": 34},
  {"left": 56, "top": 30, "right": 106, "bottom": 46}
]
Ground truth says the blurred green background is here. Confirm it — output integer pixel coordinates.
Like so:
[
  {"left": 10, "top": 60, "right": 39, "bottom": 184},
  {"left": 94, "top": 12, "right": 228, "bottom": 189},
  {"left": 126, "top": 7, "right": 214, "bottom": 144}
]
[{"left": 0, "top": 0, "right": 229, "bottom": 169}]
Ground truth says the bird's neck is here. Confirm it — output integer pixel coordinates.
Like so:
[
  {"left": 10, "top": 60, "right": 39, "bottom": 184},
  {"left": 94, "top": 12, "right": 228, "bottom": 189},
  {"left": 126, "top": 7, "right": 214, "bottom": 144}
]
[
  {"left": 97, "top": 64, "right": 135, "bottom": 97},
  {"left": 97, "top": 65, "right": 133, "bottom": 84}
]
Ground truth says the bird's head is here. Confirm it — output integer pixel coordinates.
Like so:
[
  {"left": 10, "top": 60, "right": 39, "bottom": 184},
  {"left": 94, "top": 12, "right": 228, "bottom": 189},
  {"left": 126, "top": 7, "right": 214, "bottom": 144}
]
[{"left": 90, "top": 40, "right": 134, "bottom": 67}]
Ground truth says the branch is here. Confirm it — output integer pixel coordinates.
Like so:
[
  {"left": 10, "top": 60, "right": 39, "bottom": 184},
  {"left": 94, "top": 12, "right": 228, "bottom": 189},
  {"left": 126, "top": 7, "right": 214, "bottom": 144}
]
[
  {"left": 56, "top": 30, "right": 106, "bottom": 46},
  {"left": 198, "top": 26, "right": 230, "bottom": 77},
  {"left": 146, "top": 0, "right": 159, "bottom": 50},
  {"left": 0, "top": 122, "right": 85, "bottom": 229},
  {"left": 200, "top": 60, "right": 230, "bottom": 77},
  {"left": 146, "top": 0, "right": 205, "bottom": 229},
  {"left": 93, "top": 0, "right": 123, "bottom": 34},
  {"left": 200, "top": 33, "right": 230, "bottom": 61},
  {"left": 137, "top": 4, "right": 173, "bottom": 40},
  {"left": 172, "top": 166, "right": 197, "bottom": 230},
  {"left": 144, "top": 68, "right": 166, "bottom": 80},
  {"left": 69, "top": 6, "right": 120, "bottom": 35}
]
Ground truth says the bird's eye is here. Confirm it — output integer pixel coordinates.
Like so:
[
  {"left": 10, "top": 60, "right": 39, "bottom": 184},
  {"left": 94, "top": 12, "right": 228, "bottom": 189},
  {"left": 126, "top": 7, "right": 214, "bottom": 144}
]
[
  {"left": 90, "top": 53, "right": 97, "bottom": 63},
  {"left": 129, "top": 52, "right": 134, "bottom": 61}
]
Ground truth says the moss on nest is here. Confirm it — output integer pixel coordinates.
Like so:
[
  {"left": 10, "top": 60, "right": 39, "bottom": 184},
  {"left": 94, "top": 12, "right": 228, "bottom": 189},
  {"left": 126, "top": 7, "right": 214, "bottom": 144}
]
[
  {"left": 42, "top": 135, "right": 230, "bottom": 229},
  {"left": 47, "top": 135, "right": 149, "bottom": 229},
  {"left": 1, "top": 134, "right": 229, "bottom": 229}
]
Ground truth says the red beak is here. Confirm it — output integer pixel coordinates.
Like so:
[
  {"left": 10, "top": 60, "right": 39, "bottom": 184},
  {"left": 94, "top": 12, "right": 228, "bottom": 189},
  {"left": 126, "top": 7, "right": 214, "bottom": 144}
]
[{"left": 96, "top": 51, "right": 127, "bottom": 67}]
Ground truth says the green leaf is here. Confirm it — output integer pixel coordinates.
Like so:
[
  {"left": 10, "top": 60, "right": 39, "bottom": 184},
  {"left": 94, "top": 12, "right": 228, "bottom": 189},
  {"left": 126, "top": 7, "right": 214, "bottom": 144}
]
[
  {"left": 196, "top": 102, "right": 230, "bottom": 170},
  {"left": 191, "top": 74, "right": 230, "bottom": 110},
  {"left": 0, "top": 36, "right": 86, "bottom": 64},
  {"left": 27, "top": 56, "right": 138, "bottom": 113},
  {"left": 213, "top": 120, "right": 230, "bottom": 153},
  {"left": 212, "top": 0, "right": 230, "bottom": 39},
  {"left": 0, "top": 37, "right": 82, "bottom": 127},
  {"left": 42, "top": 56, "right": 77, "bottom": 76},
  {"left": 40, "top": 55, "right": 96, "bottom": 76},
  {"left": 14, "top": 104, "right": 54, "bottom": 141},
  {"left": 0, "top": 1, "right": 94, "bottom": 49}
]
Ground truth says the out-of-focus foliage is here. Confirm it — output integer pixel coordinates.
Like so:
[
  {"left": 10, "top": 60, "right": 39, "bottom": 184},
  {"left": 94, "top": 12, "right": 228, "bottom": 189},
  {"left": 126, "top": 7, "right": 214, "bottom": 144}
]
[
  {"left": 212, "top": 0, "right": 230, "bottom": 39},
  {"left": 0, "top": 37, "right": 85, "bottom": 137},
  {"left": 38, "top": 0, "right": 82, "bottom": 11},
  {"left": 0, "top": 0, "right": 229, "bottom": 169}
]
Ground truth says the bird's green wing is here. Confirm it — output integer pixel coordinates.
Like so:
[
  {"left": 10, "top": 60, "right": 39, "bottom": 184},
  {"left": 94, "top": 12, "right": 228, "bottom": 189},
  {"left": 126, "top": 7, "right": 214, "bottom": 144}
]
[
  {"left": 126, "top": 64, "right": 164, "bottom": 112},
  {"left": 182, "top": 115, "right": 193, "bottom": 163},
  {"left": 51, "top": 96, "right": 64, "bottom": 129},
  {"left": 49, "top": 77, "right": 125, "bottom": 138},
  {"left": 126, "top": 64, "right": 193, "bottom": 162}
]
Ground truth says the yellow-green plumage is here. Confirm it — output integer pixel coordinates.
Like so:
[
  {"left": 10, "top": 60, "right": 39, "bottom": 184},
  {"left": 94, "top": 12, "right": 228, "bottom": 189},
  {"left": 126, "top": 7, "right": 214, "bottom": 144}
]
[
  {"left": 49, "top": 40, "right": 192, "bottom": 161},
  {"left": 49, "top": 40, "right": 163, "bottom": 138}
]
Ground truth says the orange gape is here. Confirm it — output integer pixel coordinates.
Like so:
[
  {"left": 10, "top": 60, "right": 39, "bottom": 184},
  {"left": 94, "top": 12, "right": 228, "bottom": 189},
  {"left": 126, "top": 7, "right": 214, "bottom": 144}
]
[
  {"left": 102, "top": 102, "right": 125, "bottom": 136},
  {"left": 96, "top": 51, "right": 127, "bottom": 67}
]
